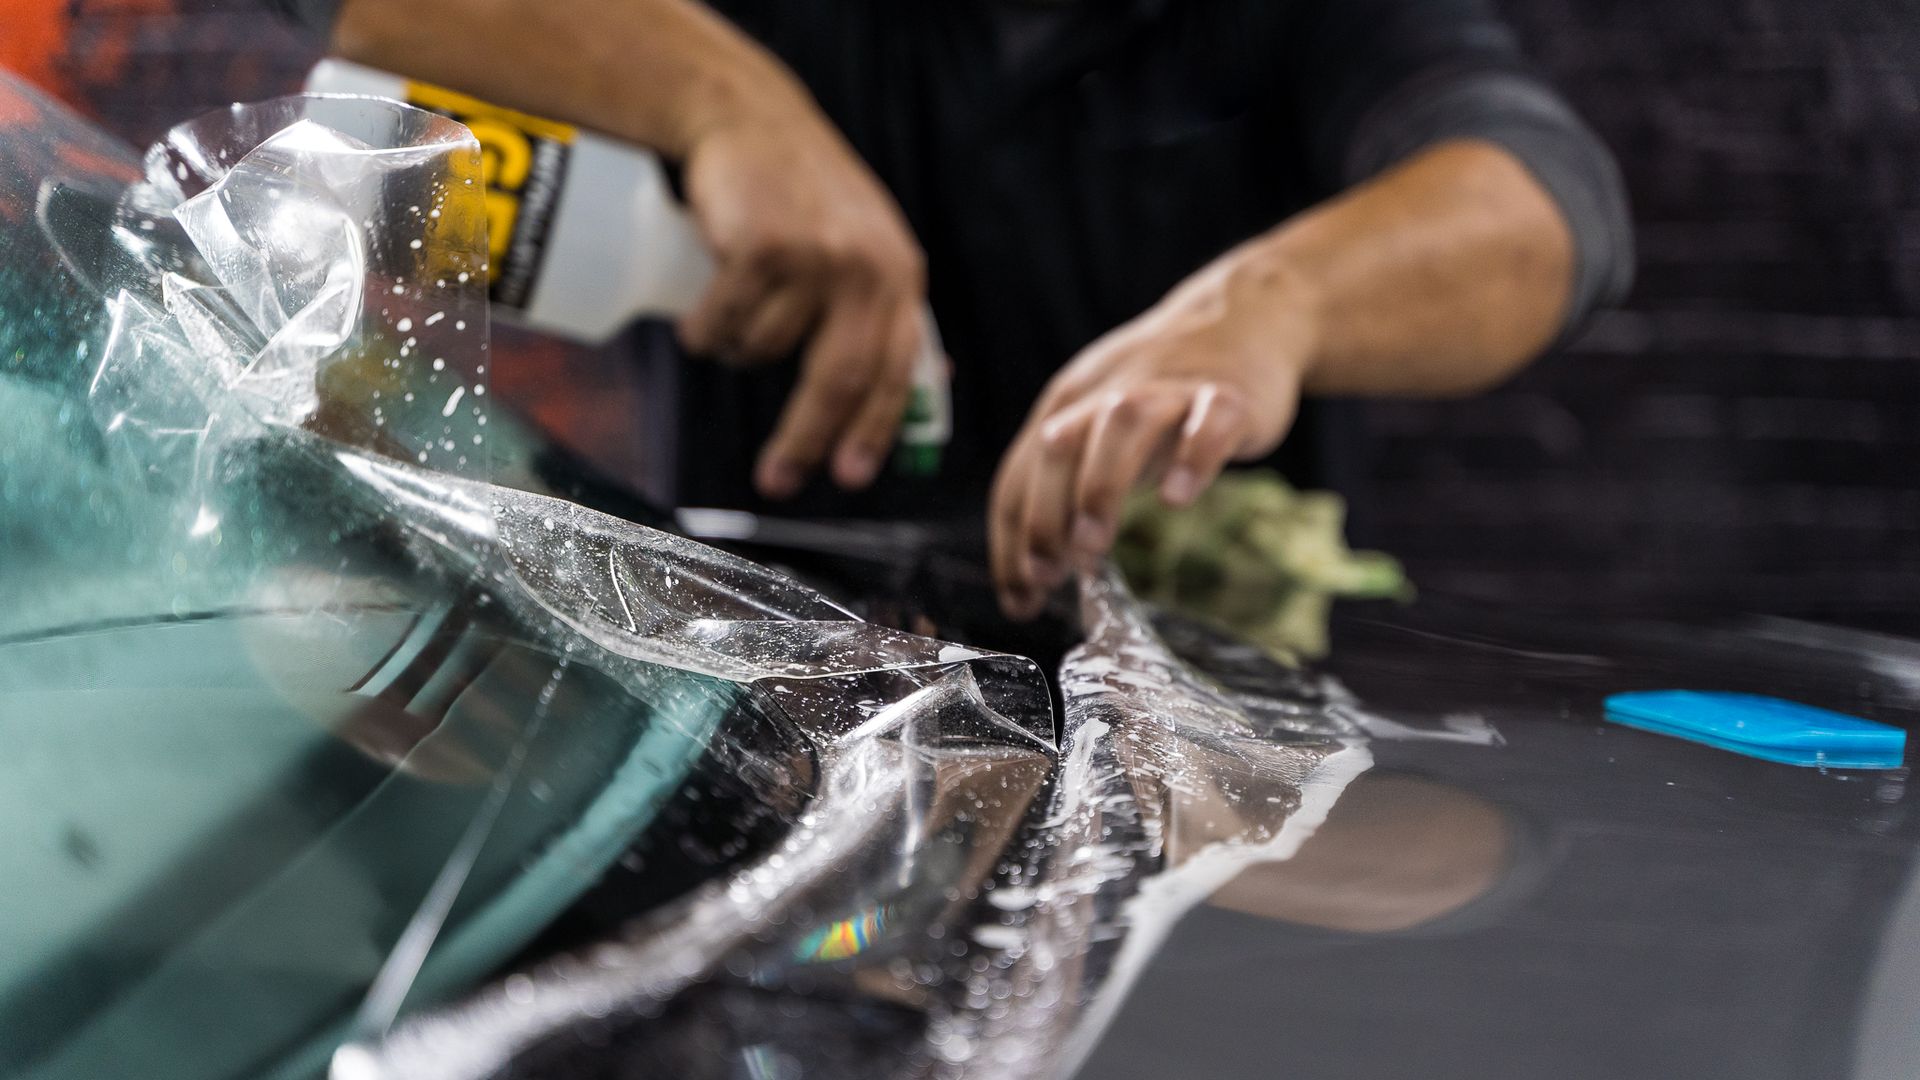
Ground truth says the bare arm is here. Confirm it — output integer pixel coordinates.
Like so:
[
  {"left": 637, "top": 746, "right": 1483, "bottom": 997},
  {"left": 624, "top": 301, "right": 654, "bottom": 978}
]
[
  {"left": 1267, "top": 139, "right": 1572, "bottom": 396},
  {"left": 989, "top": 139, "right": 1574, "bottom": 617},
  {"left": 335, "top": 0, "right": 794, "bottom": 161},
  {"left": 334, "top": 0, "right": 928, "bottom": 497}
]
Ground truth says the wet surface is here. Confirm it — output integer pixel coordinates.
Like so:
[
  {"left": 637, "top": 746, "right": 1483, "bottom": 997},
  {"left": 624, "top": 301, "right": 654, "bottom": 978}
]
[
  {"left": 1084, "top": 605, "right": 1920, "bottom": 1080},
  {"left": 6, "top": 73, "right": 1918, "bottom": 1080},
  {"left": 349, "top": 517, "right": 1920, "bottom": 1080}
]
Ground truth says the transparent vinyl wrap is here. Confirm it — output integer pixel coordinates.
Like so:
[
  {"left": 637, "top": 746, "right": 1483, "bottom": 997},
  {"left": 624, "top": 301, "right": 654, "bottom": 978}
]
[{"left": 0, "top": 76, "right": 1386, "bottom": 1080}]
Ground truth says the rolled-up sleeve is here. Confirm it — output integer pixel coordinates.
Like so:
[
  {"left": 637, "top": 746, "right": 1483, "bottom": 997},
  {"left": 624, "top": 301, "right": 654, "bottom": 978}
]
[{"left": 1283, "top": 0, "right": 1635, "bottom": 335}]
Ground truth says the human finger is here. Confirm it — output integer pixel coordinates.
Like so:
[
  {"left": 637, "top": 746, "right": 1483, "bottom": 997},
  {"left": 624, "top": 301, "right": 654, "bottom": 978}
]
[
  {"left": 1160, "top": 382, "right": 1255, "bottom": 506},
  {"left": 1019, "top": 406, "right": 1094, "bottom": 594},
  {"left": 989, "top": 436, "right": 1041, "bottom": 618},
  {"left": 735, "top": 280, "right": 823, "bottom": 362},
  {"left": 828, "top": 298, "right": 922, "bottom": 489},
  {"left": 1068, "top": 388, "right": 1186, "bottom": 567},
  {"left": 679, "top": 249, "right": 783, "bottom": 358},
  {"left": 754, "top": 291, "right": 887, "bottom": 498}
]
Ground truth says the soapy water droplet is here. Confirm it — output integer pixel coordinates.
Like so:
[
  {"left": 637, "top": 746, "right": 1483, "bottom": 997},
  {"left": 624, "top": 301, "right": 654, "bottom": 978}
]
[
  {"left": 391, "top": 284, "right": 405, "bottom": 295},
  {"left": 442, "top": 386, "right": 466, "bottom": 417},
  {"left": 395, "top": 318, "right": 413, "bottom": 333},
  {"left": 189, "top": 504, "right": 221, "bottom": 538},
  {"left": 424, "top": 312, "right": 444, "bottom": 326},
  {"left": 432, "top": 358, "right": 446, "bottom": 371},
  {"left": 409, "top": 239, "right": 423, "bottom": 250},
  {"left": 455, "top": 320, "right": 467, "bottom": 331},
  {"left": 456, "top": 272, "right": 470, "bottom": 283}
]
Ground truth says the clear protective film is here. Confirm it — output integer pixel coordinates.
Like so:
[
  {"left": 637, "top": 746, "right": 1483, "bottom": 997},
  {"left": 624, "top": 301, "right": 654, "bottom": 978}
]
[
  {"left": 331, "top": 568, "right": 1371, "bottom": 1080},
  {"left": 1, "top": 73, "right": 1381, "bottom": 1080}
]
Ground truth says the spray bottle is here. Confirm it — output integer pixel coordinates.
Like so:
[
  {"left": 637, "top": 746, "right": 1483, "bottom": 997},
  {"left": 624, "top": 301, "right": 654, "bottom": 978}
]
[{"left": 305, "top": 59, "right": 949, "bottom": 477}]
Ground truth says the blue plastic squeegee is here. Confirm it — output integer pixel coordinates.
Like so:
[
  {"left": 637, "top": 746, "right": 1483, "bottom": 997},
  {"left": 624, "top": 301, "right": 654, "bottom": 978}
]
[{"left": 1604, "top": 690, "right": 1908, "bottom": 769}]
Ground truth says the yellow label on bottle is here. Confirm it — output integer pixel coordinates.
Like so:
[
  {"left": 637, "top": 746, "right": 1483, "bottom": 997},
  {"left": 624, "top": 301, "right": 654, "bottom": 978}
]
[{"left": 403, "top": 80, "right": 576, "bottom": 309}]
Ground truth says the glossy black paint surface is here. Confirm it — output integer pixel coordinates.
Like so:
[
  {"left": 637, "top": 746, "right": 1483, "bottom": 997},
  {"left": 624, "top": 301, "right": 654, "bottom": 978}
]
[{"left": 1084, "top": 605, "right": 1920, "bottom": 1080}]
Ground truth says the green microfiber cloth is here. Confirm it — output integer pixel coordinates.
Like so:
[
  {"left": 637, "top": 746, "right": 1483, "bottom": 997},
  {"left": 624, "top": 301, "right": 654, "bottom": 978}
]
[{"left": 1112, "top": 469, "right": 1412, "bottom": 661}]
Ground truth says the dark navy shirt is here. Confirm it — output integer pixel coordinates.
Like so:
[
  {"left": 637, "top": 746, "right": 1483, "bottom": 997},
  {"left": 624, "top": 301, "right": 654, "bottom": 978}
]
[
  {"left": 668, "top": 0, "right": 1631, "bottom": 519},
  {"left": 279, "top": 0, "right": 1633, "bottom": 522}
]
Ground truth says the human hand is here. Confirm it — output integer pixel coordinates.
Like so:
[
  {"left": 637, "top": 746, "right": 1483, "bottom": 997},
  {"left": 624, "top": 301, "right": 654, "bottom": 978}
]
[
  {"left": 334, "top": 0, "right": 937, "bottom": 499},
  {"left": 989, "top": 248, "right": 1320, "bottom": 619},
  {"left": 677, "top": 102, "right": 928, "bottom": 499}
]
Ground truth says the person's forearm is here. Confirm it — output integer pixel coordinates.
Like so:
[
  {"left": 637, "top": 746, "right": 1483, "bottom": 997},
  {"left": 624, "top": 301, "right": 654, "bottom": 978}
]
[
  {"left": 337, "top": 0, "right": 933, "bottom": 501},
  {"left": 1230, "top": 139, "right": 1574, "bottom": 397},
  {"left": 331, "top": 0, "right": 810, "bottom": 156},
  {"left": 989, "top": 131, "right": 1585, "bottom": 616}
]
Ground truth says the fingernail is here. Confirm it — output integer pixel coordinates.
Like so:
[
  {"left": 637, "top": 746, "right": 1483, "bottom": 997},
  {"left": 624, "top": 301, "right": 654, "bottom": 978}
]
[
  {"left": 757, "top": 459, "right": 801, "bottom": 500},
  {"left": 1161, "top": 466, "right": 1199, "bottom": 506},
  {"left": 834, "top": 449, "right": 881, "bottom": 490},
  {"left": 1071, "top": 514, "right": 1111, "bottom": 556}
]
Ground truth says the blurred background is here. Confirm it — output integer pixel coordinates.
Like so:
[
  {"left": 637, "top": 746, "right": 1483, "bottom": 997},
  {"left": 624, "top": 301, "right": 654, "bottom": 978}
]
[{"left": 8, "top": 0, "right": 1917, "bottom": 633}]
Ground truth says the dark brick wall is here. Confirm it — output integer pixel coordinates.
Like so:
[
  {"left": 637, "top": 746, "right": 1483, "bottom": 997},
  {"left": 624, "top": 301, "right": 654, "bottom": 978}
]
[{"left": 1361, "top": 0, "right": 1920, "bottom": 631}]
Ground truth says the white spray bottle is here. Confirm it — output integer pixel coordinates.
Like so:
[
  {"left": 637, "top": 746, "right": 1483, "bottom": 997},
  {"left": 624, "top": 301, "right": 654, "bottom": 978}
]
[{"left": 305, "top": 59, "right": 950, "bottom": 476}]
